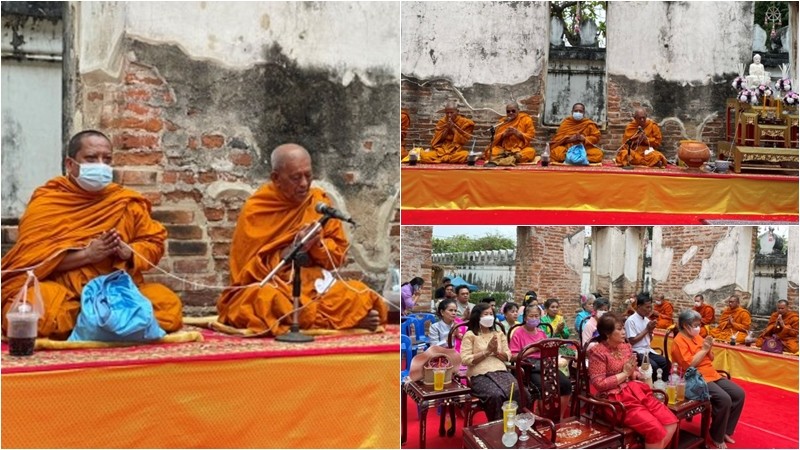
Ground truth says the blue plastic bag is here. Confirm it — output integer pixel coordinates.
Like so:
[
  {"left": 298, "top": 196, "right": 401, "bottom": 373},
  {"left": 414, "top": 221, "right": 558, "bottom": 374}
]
[
  {"left": 565, "top": 144, "right": 589, "bottom": 165},
  {"left": 68, "top": 270, "right": 166, "bottom": 342}
]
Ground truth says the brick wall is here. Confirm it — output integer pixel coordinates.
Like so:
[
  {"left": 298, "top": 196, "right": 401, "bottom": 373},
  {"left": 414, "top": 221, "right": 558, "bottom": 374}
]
[
  {"left": 400, "top": 226, "right": 433, "bottom": 302},
  {"left": 514, "top": 226, "right": 585, "bottom": 329}
]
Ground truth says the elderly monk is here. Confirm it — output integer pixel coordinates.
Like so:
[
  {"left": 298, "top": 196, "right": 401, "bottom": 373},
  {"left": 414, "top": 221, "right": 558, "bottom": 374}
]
[
  {"left": 709, "top": 295, "right": 751, "bottom": 344},
  {"left": 693, "top": 294, "right": 715, "bottom": 338},
  {"left": 615, "top": 108, "right": 668, "bottom": 167},
  {"left": 401, "top": 109, "right": 410, "bottom": 159},
  {"left": 0, "top": 130, "right": 183, "bottom": 340},
  {"left": 216, "top": 143, "right": 387, "bottom": 335},
  {"left": 418, "top": 101, "right": 475, "bottom": 164},
  {"left": 755, "top": 300, "right": 799, "bottom": 353},
  {"left": 649, "top": 293, "right": 674, "bottom": 329},
  {"left": 485, "top": 102, "right": 536, "bottom": 163},
  {"left": 550, "top": 103, "right": 604, "bottom": 164}
]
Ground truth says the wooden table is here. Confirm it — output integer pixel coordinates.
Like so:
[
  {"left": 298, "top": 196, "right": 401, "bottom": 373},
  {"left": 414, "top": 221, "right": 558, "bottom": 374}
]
[
  {"left": 402, "top": 379, "right": 471, "bottom": 448},
  {"left": 463, "top": 418, "right": 556, "bottom": 449},
  {"left": 733, "top": 145, "right": 799, "bottom": 173},
  {"left": 667, "top": 398, "right": 711, "bottom": 449}
]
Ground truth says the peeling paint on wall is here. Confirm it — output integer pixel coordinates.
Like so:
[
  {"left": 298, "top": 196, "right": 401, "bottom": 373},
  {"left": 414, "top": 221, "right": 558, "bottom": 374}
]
[
  {"left": 650, "top": 227, "right": 673, "bottom": 283},
  {"left": 563, "top": 230, "right": 584, "bottom": 276},
  {"left": 681, "top": 246, "right": 698, "bottom": 266},
  {"left": 684, "top": 228, "right": 753, "bottom": 298}
]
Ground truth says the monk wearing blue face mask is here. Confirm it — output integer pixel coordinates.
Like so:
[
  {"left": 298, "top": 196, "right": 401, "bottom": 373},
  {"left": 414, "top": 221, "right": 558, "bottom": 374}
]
[
  {"left": 549, "top": 103, "right": 604, "bottom": 164},
  {"left": 1, "top": 130, "right": 183, "bottom": 340}
]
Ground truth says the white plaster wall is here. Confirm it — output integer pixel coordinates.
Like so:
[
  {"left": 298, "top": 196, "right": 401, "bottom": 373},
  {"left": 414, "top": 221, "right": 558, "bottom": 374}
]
[
  {"left": 564, "top": 230, "right": 585, "bottom": 276},
  {"left": 401, "top": 1, "right": 549, "bottom": 87},
  {"left": 607, "top": 2, "right": 753, "bottom": 83},
  {"left": 593, "top": 227, "right": 626, "bottom": 281},
  {"left": 684, "top": 227, "right": 753, "bottom": 298},
  {"left": 788, "top": 226, "right": 799, "bottom": 286},
  {"left": 78, "top": 1, "right": 399, "bottom": 85},
  {"left": 650, "top": 227, "right": 673, "bottom": 283},
  {"left": 623, "top": 228, "right": 642, "bottom": 283}
]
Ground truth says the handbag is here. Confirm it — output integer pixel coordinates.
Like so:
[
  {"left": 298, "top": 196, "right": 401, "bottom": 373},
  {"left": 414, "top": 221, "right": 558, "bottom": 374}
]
[
  {"left": 565, "top": 144, "right": 589, "bottom": 165},
  {"left": 761, "top": 335, "right": 785, "bottom": 354},
  {"left": 683, "top": 366, "right": 710, "bottom": 401}
]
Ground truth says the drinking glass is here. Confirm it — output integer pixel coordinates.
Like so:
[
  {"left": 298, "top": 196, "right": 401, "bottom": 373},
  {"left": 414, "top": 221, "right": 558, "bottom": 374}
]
[{"left": 515, "top": 412, "right": 535, "bottom": 442}]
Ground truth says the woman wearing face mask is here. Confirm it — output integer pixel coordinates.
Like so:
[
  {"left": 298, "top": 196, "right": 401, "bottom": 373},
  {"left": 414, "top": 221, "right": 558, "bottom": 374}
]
[
  {"left": 461, "top": 303, "right": 520, "bottom": 422},
  {"left": 510, "top": 304, "right": 573, "bottom": 417},
  {"left": 671, "top": 310, "right": 745, "bottom": 449},
  {"left": 429, "top": 298, "right": 461, "bottom": 347},
  {"left": 400, "top": 277, "right": 424, "bottom": 315},
  {"left": 540, "top": 298, "right": 570, "bottom": 339},
  {"left": 575, "top": 294, "right": 595, "bottom": 333},
  {"left": 582, "top": 297, "right": 610, "bottom": 346},
  {"left": 588, "top": 313, "right": 678, "bottom": 449}
]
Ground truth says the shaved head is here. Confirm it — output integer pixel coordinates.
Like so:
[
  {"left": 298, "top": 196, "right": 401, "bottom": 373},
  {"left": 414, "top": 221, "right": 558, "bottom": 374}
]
[
  {"left": 633, "top": 108, "right": 647, "bottom": 119},
  {"left": 270, "top": 143, "right": 313, "bottom": 204}
]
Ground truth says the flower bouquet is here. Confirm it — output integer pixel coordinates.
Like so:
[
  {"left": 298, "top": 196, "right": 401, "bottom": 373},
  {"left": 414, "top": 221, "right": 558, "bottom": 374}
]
[{"left": 783, "top": 91, "right": 799, "bottom": 107}]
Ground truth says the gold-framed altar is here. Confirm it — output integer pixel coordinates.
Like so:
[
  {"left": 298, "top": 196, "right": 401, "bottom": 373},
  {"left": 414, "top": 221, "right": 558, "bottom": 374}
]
[{"left": 722, "top": 98, "right": 799, "bottom": 174}]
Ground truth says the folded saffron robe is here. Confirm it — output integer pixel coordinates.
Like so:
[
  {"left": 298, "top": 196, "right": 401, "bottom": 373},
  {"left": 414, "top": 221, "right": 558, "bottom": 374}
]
[
  {"left": 693, "top": 303, "right": 715, "bottom": 338},
  {"left": 216, "top": 184, "right": 387, "bottom": 335},
  {"left": 401, "top": 110, "right": 410, "bottom": 158},
  {"left": 1, "top": 177, "right": 182, "bottom": 340},
  {"left": 550, "top": 117, "right": 604, "bottom": 163},
  {"left": 651, "top": 300, "right": 674, "bottom": 329},
  {"left": 615, "top": 120, "right": 668, "bottom": 167}
]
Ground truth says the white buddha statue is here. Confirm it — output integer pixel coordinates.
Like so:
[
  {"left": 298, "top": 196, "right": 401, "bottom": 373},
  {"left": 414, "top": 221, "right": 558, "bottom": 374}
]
[{"left": 747, "top": 54, "right": 771, "bottom": 86}]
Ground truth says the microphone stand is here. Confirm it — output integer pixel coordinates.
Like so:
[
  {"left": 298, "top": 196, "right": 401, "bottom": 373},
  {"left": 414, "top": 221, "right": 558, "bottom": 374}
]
[
  {"left": 621, "top": 129, "right": 642, "bottom": 170},
  {"left": 260, "top": 215, "right": 332, "bottom": 343},
  {"left": 484, "top": 126, "right": 497, "bottom": 168}
]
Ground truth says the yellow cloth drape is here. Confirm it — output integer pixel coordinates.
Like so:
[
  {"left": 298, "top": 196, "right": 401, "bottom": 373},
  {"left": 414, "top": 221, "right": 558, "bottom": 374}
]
[
  {"left": 2, "top": 353, "right": 399, "bottom": 448},
  {"left": 401, "top": 169, "right": 799, "bottom": 216}
]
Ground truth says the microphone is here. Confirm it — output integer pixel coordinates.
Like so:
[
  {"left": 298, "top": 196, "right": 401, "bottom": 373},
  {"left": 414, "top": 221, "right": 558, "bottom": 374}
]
[{"left": 315, "top": 202, "right": 356, "bottom": 225}]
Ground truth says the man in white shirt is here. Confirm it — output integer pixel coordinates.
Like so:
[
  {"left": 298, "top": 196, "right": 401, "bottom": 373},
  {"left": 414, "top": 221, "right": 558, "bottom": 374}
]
[
  {"left": 624, "top": 293, "right": 669, "bottom": 382},
  {"left": 455, "top": 285, "right": 474, "bottom": 319}
]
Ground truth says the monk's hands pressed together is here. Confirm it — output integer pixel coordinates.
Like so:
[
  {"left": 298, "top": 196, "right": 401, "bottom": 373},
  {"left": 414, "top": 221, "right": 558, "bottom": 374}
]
[
  {"left": 777, "top": 314, "right": 784, "bottom": 328},
  {"left": 84, "top": 230, "right": 120, "bottom": 263},
  {"left": 108, "top": 229, "right": 132, "bottom": 261}
]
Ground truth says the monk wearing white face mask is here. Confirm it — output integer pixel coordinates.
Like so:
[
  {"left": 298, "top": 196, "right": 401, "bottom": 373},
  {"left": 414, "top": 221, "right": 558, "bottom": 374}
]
[{"left": 1, "top": 130, "right": 183, "bottom": 340}]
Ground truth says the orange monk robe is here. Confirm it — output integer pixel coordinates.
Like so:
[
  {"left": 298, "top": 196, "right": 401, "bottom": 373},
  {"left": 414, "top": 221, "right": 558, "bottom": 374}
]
[
  {"left": 0, "top": 177, "right": 183, "bottom": 340},
  {"left": 216, "top": 184, "right": 388, "bottom": 335},
  {"left": 401, "top": 110, "right": 410, "bottom": 158},
  {"left": 708, "top": 307, "right": 751, "bottom": 344},
  {"left": 418, "top": 114, "right": 475, "bottom": 164},
  {"left": 486, "top": 112, "right": 536, "bottom": 162},
  {"left": 755, "top": 311, "right": 799, "bottom": 354},
  {"left": 694, "top": 303, "right": 715, "bottom": 338},
  {"left": 549, "top": 117, "right": 604, "bottom": 163},
  {"left": 614, "top": 120, "right": 668, "bottom": 167},
  {"left": 650, "top": 300, "right": 674, "bottom": 329}
]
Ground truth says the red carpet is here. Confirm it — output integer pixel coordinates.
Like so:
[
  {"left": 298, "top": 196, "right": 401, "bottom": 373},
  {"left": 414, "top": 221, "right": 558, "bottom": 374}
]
[{"left": 402, "top": 377, "right": 799, "bottom": 449}]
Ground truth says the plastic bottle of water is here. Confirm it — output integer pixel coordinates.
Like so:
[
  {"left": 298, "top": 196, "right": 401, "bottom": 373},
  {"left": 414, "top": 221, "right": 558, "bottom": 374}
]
[
  {"left": 667, "top": 363, "right": 680, "bottom": 405},
  {"left": 541, "top": 142, "right": 551, "bottom": 167},
  {"left": 653, "top": 368, "right": 666, "bottom": 391}
]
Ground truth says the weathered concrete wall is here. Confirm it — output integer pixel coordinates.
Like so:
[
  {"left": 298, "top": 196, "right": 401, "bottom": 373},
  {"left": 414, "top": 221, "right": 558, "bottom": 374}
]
[
  {"left": 788, "top": 226, "right": 799, "bottom": 308},
  {"left": 401, "top": 1, "right": 550, "bottom": 154},
  {"left": 652, "top": 227, "right": 755, "bottom": 318},
  {"left": 605, "top": 2, "right": 754, "bottom": 159},
  {"left": 591, "top": 227, "right": 645, "bottom": 309},
  {"left": 60, "top": 2, "right": 400, "bottom": 306}
]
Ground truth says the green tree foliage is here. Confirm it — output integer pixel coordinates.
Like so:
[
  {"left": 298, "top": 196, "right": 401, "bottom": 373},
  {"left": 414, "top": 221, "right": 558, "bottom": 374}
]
[
  {"left": 550, "top": 1, "right": 607, "bottom": 47},
  {"left": 432, "top": 232, "right": 515, "bottom": 254}
]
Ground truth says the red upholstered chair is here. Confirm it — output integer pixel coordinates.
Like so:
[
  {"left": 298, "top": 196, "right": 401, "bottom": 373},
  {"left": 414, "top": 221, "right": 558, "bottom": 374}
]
[{"left": 515, "top": 338, "right": 624, "bottom": 448}]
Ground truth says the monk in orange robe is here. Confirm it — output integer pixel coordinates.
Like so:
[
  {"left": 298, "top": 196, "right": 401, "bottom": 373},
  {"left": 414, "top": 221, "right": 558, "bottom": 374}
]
[
  {"left": 615, "top": 108, "right": 668, "bottom": 167},
  {"left": 755, "top": 300, "right": 799, "bottom": 353},
  {"left": 485, "top": 102, "right": 536, "bottom": 163},
  {"left": 401, "top": 109, "right": 410, "bottom": 159},
  {"left": 549, "top": 103, "right": 604, "bottom": 164},
  {"left": 693, "top": 294, "right": 715, "bottom": 338},
  {"left": 418, "top": 102, "right": 475, "bottom": 164},
  {"left": 1, "top": 130, "right": 183, "bottom": 340},
  {"left": 649, "top": 294, "right": 674, "bottom": 329},
  {"left": 709, "top": 295, "right": 751, "bottom": 344},
  {"left": 216, "top": 144, "right": 387, "bottom": 335}
]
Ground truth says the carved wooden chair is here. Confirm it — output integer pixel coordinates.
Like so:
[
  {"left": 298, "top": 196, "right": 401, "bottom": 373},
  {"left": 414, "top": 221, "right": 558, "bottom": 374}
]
[{"left": 515, "top": 338, "right": 624, "bottom": 448}]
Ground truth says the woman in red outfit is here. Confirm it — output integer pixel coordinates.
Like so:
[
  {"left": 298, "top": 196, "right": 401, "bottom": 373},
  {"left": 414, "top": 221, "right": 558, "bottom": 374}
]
[{"left": 588, "top": 313, "right": 678, "bottom": 448}]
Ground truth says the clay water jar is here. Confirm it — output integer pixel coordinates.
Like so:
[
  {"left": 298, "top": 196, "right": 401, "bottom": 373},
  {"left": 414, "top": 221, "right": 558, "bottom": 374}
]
[{"left": 678, "top": 140, "right": 710, "bottom": 170}]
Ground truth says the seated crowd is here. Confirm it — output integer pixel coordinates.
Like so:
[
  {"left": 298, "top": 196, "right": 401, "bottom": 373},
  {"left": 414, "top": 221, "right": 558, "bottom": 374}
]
[
  {"left": 402, "top": 284, "right": 798, "bottom": 449},
  {"left": 403, "top": 101, "right": 669, "bottom": 167}
]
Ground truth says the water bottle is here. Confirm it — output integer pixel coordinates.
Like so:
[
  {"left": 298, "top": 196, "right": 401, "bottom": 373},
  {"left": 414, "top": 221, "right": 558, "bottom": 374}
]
[
  {"left": 541, "top": 142, "right": 551, "bottom": 167},
  {"left": 653, "top": 368, "right": 666, "bottom": 391},
  {"left": 667, "top": 363, "right": 680, "bottom": 405},
  {"left": 501, "top": 417, "right": 518, "bottom": 447}
]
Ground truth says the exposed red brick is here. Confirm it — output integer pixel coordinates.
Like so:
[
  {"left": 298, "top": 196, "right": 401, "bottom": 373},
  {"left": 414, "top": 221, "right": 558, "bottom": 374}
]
[
  {"left": 124, "top": 88, "right": 151, "bottom": 101},
  {"left": 188, "top": 137, "right": 199, "bottom": 150},
  {"left": 141, "top": 191, "right": 162, "bottom": 205},
  {"left": 231, "top": 151, "right": 253, "bottom": 166},
  {"left": 113, "top": 133, "right": 159, "bottom": 150},
  {"left": 201, "top": 134, "right": 225, "bottom": 149},
  {"left": 124, "top": 103, "right": 154, "bottom": 117},
  {"left": 208, "top": 226, "right": 234, "bottom": 241},
  {"left": 152, "top": 209, "right": 195, "bottom": 225},
  {"left": 166, "top": 225, "right": 204, "bottom": 240},
  {"left": 343, "top": 171, "right": 358, "bottom": 184},
  {"left": 226, "top": 208, "right": 241, "bottom": 223},
  {"left": 363, "top": 140, "right": 373, "bottom": 151},
  {"left": 114, "top": 169, "right": 158, "bottom": 186},
  {"left": 113, "top": 151, "right": 163, "bottom": 166},
  {"left": 87, "top": 91, "right": 104, "bottom": 101},
  {"left": 198, "top": 171, "right": 218, "bottom": 183},
  {"left": 173, "top": 258, "right": 209, "bottom": 273},
  {"left": 108, "top": 117, "right": 163, "bottom": 133},
  {"left": 212, "top": 242, "right": 231, "bottom": 258},
  {"left": 163, "top": 190, "right": 203, "bottom": 203},
  {"left": 204, "top": 207, "right": 225, "bottom": 222}
]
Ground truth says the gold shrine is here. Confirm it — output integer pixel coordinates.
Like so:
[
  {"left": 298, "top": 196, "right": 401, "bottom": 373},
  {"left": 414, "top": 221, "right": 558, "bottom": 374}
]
[{"left": 721, "top": 98, "right": 799, "bottom": 174}]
